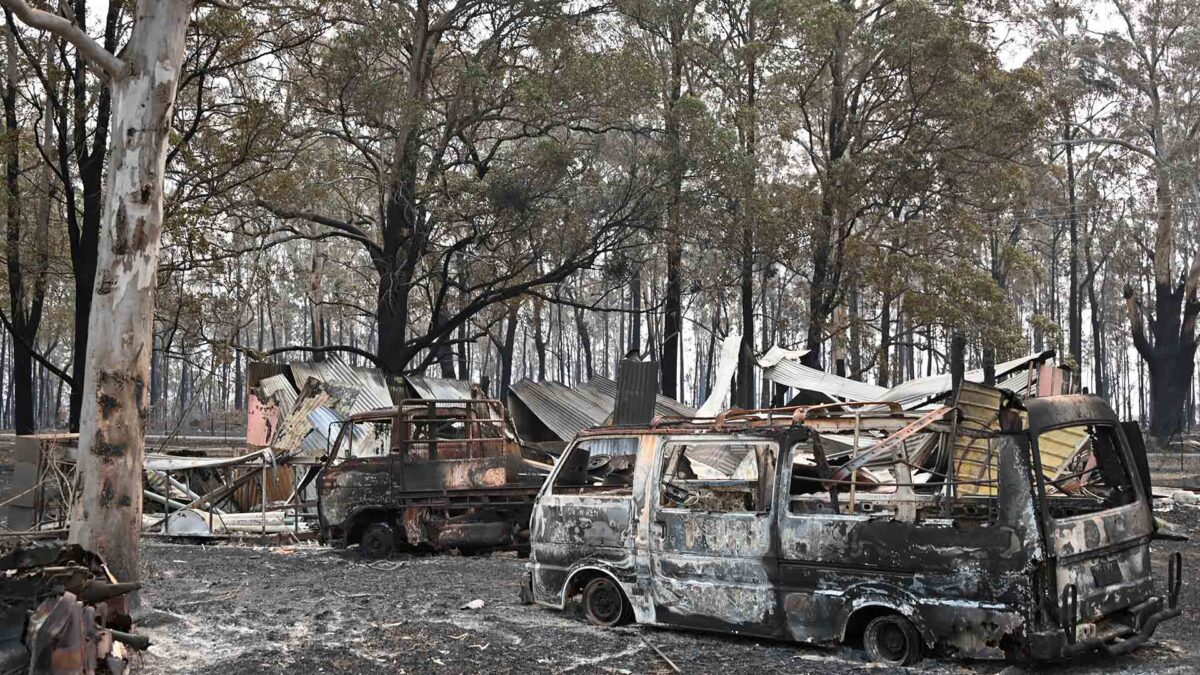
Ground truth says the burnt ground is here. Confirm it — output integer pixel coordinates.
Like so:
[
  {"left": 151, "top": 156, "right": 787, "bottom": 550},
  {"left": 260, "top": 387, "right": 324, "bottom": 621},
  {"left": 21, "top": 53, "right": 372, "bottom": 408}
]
[
  {"left": 3, "top": 431, "right": 1197, "bottom": 675},
  {"left": 134, "top": 507, "right": 1200, "bottom": 675}
]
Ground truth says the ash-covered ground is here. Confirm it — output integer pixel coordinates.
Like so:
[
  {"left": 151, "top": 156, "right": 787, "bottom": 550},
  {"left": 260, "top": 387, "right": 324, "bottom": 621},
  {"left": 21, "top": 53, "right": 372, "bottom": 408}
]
[{"left": 135, "top": 507, "right": 1200, "bottom": 675}]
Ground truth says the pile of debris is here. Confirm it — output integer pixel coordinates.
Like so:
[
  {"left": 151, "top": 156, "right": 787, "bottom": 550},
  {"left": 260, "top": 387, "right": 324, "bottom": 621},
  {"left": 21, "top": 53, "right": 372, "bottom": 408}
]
[{"left": 0, "top": 543, "right": 145, "bottom": 674}]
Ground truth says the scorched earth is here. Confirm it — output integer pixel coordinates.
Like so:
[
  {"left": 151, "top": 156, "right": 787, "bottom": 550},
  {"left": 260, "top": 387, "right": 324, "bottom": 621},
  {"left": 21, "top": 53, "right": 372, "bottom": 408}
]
[{"left": 135, "top": 507, "right": 1199, "bottom": 675}]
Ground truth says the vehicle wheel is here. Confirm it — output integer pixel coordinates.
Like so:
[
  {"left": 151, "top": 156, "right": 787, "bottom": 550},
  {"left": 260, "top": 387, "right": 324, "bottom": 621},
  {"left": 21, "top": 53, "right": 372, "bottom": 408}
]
[
  {"left": 360, "top": 521, "right": 396, "bottom": 559},
  {"left": 863, "top": 614, "right": 922, "bottom": 666},
  {"left": 582, "top": 576, "right": 630, "bottom": 627}
]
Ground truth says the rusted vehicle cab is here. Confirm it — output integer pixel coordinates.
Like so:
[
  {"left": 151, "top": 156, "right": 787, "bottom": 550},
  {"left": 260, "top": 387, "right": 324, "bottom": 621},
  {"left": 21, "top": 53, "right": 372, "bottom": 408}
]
[
  {"left": 524, "top": 392, "right": 1182, "bottom": 664},
  {"left": 318, "top": 399, "right": 541, "bottom": 557}
]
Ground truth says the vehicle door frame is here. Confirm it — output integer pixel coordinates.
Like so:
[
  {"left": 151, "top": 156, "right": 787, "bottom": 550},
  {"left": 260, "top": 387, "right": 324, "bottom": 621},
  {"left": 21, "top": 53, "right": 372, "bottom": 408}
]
[
  {"left": 644, "top": 434, "right": 783, "bottom": 637},
  {"left": 1026, "top": 404, "right": 1154, "bottom": 624}
]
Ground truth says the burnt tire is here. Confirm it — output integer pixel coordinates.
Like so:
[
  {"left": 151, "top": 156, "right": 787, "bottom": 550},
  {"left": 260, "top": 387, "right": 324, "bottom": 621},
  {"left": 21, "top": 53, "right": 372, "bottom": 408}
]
[
  {"left": 582, "top": 576, "right": 631, "bottom": 627},
  {"left": 863, "top": 614, "right": 922, "bottom": 666},
  {"left": 359, "top": 521, "right": 396, "bottom": 559}
]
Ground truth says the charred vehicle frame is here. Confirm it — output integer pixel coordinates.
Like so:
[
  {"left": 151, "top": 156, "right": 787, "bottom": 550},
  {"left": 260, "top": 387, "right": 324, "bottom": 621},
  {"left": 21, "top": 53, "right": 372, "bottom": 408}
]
[
  {"left": 317, "top": 398, "right": 542, "bottom": 557},
  {"left": 523, "top": 387, "right": 1183, "bottom": 664}
]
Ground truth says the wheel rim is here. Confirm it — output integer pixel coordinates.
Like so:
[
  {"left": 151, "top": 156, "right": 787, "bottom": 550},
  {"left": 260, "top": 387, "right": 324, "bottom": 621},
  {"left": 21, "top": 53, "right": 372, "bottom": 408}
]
[
  {"left": 876, "top": 622, "right": 908, "bottom": 662},
  {"left": 588, "top": 581, "right": 621, "bottom": 624},
  {"left": 363, "top": 526, "right": 391, "bottom": 556}
]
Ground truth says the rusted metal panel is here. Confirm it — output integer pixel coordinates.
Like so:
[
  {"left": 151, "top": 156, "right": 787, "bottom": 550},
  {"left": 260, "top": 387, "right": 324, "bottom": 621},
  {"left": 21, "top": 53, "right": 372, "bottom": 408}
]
[{"left": 246, "top": 392, "right": 281, "bottom": 448}]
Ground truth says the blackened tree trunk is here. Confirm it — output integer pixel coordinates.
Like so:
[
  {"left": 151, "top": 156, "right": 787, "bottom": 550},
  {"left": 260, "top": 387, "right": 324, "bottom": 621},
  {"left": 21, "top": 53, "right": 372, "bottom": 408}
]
[
  {"left": 574, "top": 306, "right": 595, "bottom": 381},
  {"left": 877, "top": 293, "right": 891, "bottom": 387},
  {"left": 533, "top": 298, "right": 547, "bottom": 380},
  {"left": 658, "top": 5, "right": 692, "bottom": 401},
  {"left": 629, "top": 266, "right": 642, "bottom": 353},
  {"left": 498, "top": 303, "right": 519, "bottom": 398},
  {"left": 63, "top": 0, "right": 119, "bottom": 432},
  {"left": 803, "top": 8, "right": 851, "bottom": 372},
  {"left": 1064, "top": 123, "right": 1082, "bottom": 370},
  {"left": 736, "top": 230, "right": 755, "bottom": 408},
  {"left": 950, "top": 332, "right": 966, "bottom": 393},
  {"left": 1124, "top": 170, "right": 1200, "bottom": 440},
  {"left": 3, "top": 22, "right": 49, "bottom": 435}
]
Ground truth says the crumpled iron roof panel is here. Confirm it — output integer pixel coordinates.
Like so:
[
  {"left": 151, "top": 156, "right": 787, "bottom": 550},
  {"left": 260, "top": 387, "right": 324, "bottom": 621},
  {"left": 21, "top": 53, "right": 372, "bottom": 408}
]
[
  {"left": 290, "top": 359, "right": 393, "bottom": 412},
  {"left": 763, "top": 361, "right": 888, "bottom": 403},
  {"left": 509, "top": 379, "right": 610, "bottom": 442},
  {"left": 405, "top": 375, "right": 473, "bottom": 401},
  {"left": 578, "top": 376, "right": 696, "bottom": 418},
  {"left": 880, "top": 350, "right": 1055, "bottom": 410}
]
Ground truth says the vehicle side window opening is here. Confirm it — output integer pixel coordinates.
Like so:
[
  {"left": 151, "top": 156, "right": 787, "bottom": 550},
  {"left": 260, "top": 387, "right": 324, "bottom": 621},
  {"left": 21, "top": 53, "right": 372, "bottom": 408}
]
[
  {"left": 396, "top": 403, "right": 507, "bottom": 462},
  {"left": 787, "top": 431, "right": 999, "bottom": 522},
  {"left": 1040, "top": 424, "right": 1136, "bottom": 516},
  {"left": 658, "top": 442, "right": 776, "bottom": 514},
  {"left": 335, "top": 420, "right": 390, "bottom": 460},
  {"left": 552, "top": 437, "right": 640, "bottom": 496}
]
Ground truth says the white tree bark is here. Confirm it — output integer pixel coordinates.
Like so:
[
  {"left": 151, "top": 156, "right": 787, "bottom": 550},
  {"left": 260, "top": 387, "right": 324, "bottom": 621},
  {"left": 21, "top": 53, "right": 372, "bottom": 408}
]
[{"left": 0, "top": 0, "right": 195, "bottom": 585}]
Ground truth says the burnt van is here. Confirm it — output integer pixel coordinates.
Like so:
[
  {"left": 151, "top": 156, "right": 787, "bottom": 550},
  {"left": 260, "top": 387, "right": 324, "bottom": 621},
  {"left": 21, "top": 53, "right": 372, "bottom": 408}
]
[{"left": 522, "top": 386, "right": 1182, "bottom": 664}]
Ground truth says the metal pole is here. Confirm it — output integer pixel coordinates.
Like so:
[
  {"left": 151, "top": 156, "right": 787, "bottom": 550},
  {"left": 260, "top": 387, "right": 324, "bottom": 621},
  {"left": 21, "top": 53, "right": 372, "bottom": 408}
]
[
  {"left": 849, "top": 412, "right": 861, "bottom": 513},
  {"left": 165, "top": 470, "right": 172, "bottom": 535},
  {"left": 261, "top": 466, "right": 267, "bottom": 538}
]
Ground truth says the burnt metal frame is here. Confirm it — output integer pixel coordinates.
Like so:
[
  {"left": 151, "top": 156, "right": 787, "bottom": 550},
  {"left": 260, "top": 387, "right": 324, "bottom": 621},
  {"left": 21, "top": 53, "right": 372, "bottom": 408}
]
[{"left": 1024, "top": 406, "right": 1153, "bottom": 636}]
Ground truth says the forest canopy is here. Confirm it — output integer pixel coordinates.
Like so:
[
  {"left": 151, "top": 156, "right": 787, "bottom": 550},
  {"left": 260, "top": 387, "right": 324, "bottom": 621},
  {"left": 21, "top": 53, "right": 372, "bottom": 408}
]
[{"left": 1, "top": 0, "right": 1198, "bottom": 444}]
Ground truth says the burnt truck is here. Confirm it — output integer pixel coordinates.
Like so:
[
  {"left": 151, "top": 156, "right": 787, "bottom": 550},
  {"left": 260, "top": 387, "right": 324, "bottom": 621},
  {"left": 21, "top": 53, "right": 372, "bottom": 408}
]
[
  {"left": 523, "top": 385, "right": 1183, "bottom": 665},
  {"left": 317, "top": 399, "right": 543, "bottom": 557}
]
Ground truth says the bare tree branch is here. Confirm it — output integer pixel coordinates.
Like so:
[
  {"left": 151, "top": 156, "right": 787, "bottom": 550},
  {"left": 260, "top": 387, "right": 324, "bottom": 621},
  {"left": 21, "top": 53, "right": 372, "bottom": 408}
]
[
  {"left": 1050, "top": 137, "right": 1158, "bottom": 163},
  {"left": 0, "top": 307, "right": 75, "bottom": 385},
  {"left": 233, "top": 343, "right": 381, "bottom": 366},
  {"left": 0, "top": 0, "right": 124, "bottom": 77}
]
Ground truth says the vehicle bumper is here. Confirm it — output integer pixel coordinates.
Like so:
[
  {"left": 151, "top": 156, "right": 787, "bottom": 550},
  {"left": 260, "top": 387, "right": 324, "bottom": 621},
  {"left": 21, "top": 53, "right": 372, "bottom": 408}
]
[{"left": 1027, "top": 595, "right": 1181, "bottom": 659}]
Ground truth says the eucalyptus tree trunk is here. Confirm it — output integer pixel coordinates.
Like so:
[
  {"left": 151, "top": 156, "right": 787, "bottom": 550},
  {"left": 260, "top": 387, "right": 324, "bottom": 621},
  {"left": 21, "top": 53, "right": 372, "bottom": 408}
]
[{"left": 7, "top": 0, "right": 196, "bottom": 586}]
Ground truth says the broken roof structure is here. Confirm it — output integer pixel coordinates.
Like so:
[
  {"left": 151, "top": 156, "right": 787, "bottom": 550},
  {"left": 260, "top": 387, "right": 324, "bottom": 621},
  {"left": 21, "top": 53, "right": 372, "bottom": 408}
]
[
  {"left": 764, "top": 349, "right": 1063, "bottom": 411},
  {"left": 247, "top": 358, "right": 486, "bottom": 456},
  {"left": 508, "top": 376, "right": 696, "bottom": 444},
  {"left": 762, "top": 360, "right": 889, "bottom": 404}
]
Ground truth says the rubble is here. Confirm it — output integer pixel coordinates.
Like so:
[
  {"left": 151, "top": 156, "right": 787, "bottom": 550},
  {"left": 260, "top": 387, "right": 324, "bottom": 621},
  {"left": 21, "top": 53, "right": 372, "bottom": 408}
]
[{"left": 0, "top": 543, "right": 144, "bottom": 675}]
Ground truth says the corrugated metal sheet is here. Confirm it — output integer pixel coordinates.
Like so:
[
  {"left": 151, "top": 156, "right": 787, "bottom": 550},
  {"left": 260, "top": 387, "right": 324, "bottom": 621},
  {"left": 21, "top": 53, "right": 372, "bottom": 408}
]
[
  {"left": 302, "top": 407, "right": 346, "bottom": 453},
  {"left": 510, "top": 375, "right": 697, "bottom": 442},
  {"left": 290, "top": 359, "right": 393, "bottom": 411},
  {"left": 1038, "top": 425, "right": 1089, "bottom": 479},
  {"left": 259, "top": 374, "right": 299, "bottom": 412},
  {"left": 509, "top": 379, "right": 610, "bottom": 441},
  {"left": 612, "top": 359, "right": 662, "bottom": 426},
  {"left": 881, "top": 350, "right": 1055, "bottom": 410},
  {"left": 763, "top": 360, "right": 888, "bottom": 403},
  {"left": 405, "top": 375, "right": 473, "bottom": 401},
  {"left": 578, "top": 377, "right": 696, "bottom": 418},
  {"left": 683, "top": 442, "right": 753, "bottom": 478}
]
